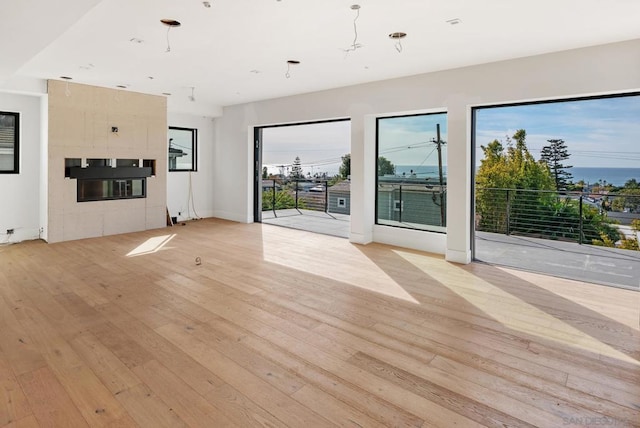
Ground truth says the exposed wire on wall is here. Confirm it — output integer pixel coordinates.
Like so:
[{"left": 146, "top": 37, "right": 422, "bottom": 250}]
[
  {"left": 189, "top": 87, "right": 196, "bottom": 102},
  {"left": 187, "top": 171, "right": 202, "bottom": 220},
  {"left": 343, "top": 5, "right": 363, "bottom": 55}
]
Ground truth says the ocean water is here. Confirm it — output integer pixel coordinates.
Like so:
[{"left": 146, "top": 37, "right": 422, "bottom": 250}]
[
  {"left": 395, "top": 165, "right": 446, "bottom": 179},
  {"left": 569, "top": 167, "right": 640, "bottom": 187},
  {"left": 394, "top": 165, "right": 640, "bottom": 187}
]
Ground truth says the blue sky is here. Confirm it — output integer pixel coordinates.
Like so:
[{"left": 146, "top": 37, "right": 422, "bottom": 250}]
[
  {"left": 475, "top": 94, "right": 640, "bottom": 168},
  {"left": 378, "top": 113, "right": 447, "bottom": 168},
  {"left": 261, "top": 94, "right": 640, "bottom": 177},
  {"left": 262, "top": 113, "right": 448, "bottom": 177},
  {"left": 262, "top": 120, "right": 351, "bottom": 176}
]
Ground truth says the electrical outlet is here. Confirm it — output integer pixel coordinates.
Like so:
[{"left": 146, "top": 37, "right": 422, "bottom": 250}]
[
  {"left": 178, "top": 211, "right": 182, "bottom": 216},
  {"left": 6, "top": 228, "right": 14, "bottom": 235}
]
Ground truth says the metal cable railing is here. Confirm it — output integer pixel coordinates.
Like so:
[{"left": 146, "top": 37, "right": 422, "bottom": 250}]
[
  {"left": 476, "top": 187, "right": 639, "bottom": 244},
  {"left": 261, "top": 179, "right": 331, "bottom": 216}
]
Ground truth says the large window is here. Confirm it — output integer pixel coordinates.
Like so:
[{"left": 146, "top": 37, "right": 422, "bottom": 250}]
[
  {"left": 376, "top": 112, "right": 447, "bottom": 232},
  {"left": 168, "top": 126, "right": 197, "bottom": 171},
  {"left": 472, "top": 92, "right": 640, "bottom": 289},
  {"left": 0, "top": 112, "right": 19, "bottom": 173}
]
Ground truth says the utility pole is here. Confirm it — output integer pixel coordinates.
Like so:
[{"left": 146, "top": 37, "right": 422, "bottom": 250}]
[{"left": 433, "top": 124, "right": 446, "bottom": 227}]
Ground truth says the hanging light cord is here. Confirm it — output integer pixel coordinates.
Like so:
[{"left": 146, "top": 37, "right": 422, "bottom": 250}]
[
  {"left": 344, "top": 7, "right": 362, "bottom": 53},
  {"left": 285, "top": 63, "right": 291, "bottom": 79},
  {"left": 166, "top": 26, "right": 172, "bottom": 52},
  {"left": 394, "top": 38, "right": 403, "bottom": 53}
]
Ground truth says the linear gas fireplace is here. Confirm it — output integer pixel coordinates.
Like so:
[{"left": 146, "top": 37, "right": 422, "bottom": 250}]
[{"left": 65, "top": 158, "right": 156, "bottom": 202}]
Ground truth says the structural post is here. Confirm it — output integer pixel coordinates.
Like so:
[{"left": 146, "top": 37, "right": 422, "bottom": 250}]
[
  {"left": 272, "top": 181, "right": 277, "bottom": 217},
  {"left": 578, "top": 195, "right": 583, "bottom": 244},
  {"left": 399, "top": 185, "right": 403, "bottom": 223},
  {"left": 506, "top": 189, "right": 511, "bottom": 236},
  {"left": 324, "top": 181, "right": 329, "bottom": 213},
  {"left": 434, "top": 124, "right": 446, "bottom": 227}
]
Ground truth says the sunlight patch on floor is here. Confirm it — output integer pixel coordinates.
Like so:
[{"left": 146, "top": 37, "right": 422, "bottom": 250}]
[
  {"left": 127, "top": 234, "right": 176, "bottom": 257},
  {"left": 261, "top": 228, "right": 419, "bottom": 304},
  {"left": 394, "top": 249, "right": 640, "bottom": 365}
]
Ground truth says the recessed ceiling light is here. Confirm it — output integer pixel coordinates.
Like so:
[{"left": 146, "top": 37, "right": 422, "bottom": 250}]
[
  {"left": 129, "top": 38, "right": 144, "bottom": 43},
  {"left": 148, "top": 76, "right": 155, "bottom": 80},
  {"left": 287, "top": 60, "right": 301, "bottom": 65},
  {"left": 350, "top": 4, "right": 360, "bottom": 10},
  {"left": 162, "top": 92, "right": 172, "bottom": 96},
  {"left": 160, "top": 19, "right": 181, "bottom": 27},
  {"left": 60, "top": 76, "right": 73, "bottom": 80},
  {"left": 446, "top": 18, "right": 462, "bottom": 25},
  {"left": 116, "top": 85, "right": 127, "bottom": 89},
  {"left": 388, "top": 32, "right": 407, "bottom": 40}
]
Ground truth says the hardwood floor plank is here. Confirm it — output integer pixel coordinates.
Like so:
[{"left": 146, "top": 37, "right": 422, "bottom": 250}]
[
  {"left": 92, "top": 306, "right": 224, "bottom": 395},
  {"left": 68, "top": 332, "right": 142, "bottom": 395},
  {"left": 348, "top": 351, "right": 538, "bottom": 428},
  {"left": 203, "top": 383, "right": 291, "bottom": 428},
  {"left": 291, "top": 384, "right": 387, "bottom": 428},
  {"left": 17, "top": 367, "right": 88, "bottom": 428},
  {"left": 0, "top": 349, "right": 32, "bottom": 426},
  {"left": 156, "top": 323, "right": 337, "bottom": 428},
  {"left": 2, "top": 415, "right": 40, "bottom": 428},
  {"left": 132, "top": 360, "right": 237, "bottom": 427},
  {"left": 114, "top": 384, "right": 187, "bottom": 428}
]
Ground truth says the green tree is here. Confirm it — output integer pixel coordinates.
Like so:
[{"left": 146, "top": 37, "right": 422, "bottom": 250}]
[
  {"left": 475, "top": 130, "right": 555, "bottom": 233},
  {"left": 611, "top": 179, "right": 640, "bottom": 213},
  {"left": 290, "top": 156, "right": 303, "bottom": 179},
  {"left": 540, "top": 138, "right": 573, "bottom": 190},
  {"left": 339, "top": 154, "right": 350, "bottom": 179},
  {"left": 377, "top": 156, "right": 395, "bottom": 176},
  {"left": 262, "top": 189, "right": 305, "bottom": 210}
]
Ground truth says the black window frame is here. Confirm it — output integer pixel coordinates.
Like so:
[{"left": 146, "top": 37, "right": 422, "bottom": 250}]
[
  {"left": 375, "top": 111, "right": 448, "bottom": 232},
  {"left": 0, "top": 111, "right": 19, "bottom": 174},
  {"left": 168, "top": 126, "right": 197, "bottom": 172}
]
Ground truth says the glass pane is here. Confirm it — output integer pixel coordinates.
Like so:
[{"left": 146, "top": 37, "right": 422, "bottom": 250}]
[
  {"left": 116, "top": 158, "right": 139, "bottom": 167},
  {"left": 78, "top": 179, "right": 146, "bottom": 202},
  {"left": 0, "top": 113, "right": 17, "bottom": 172},
  {"left": 376, "top": 113, "right": 447, "bottom": 231},
  {"left": 168, "top": 127, "right": 196, "bottom": 171}
]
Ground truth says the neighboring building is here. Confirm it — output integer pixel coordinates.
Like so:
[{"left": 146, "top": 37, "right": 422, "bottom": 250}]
[
  {"left": 328, "top": 180, "right": 350, "bottom": 215},
  {"left": 377, "top": 177, "right": 446, "bottom": 227},
  {"left": 261, "top": 179, "right": 282, "bottom": 192},
  {"left": 168, "top": 146, "right": 185, "bottom": 170}
]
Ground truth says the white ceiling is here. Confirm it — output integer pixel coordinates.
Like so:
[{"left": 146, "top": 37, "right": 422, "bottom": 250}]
[{"left": 3, "top": 0, "right": 640, "bottom": 116}]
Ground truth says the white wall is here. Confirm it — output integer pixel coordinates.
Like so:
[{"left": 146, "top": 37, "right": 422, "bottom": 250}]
[
  {"left": 167, "top": 112, "right": 216, "bottom": 222},
  {"left": 213, "top": 39, "right": 640, "bottom": 263},
  {"left": 0, "top": 92, "right": 43, "bottom": 243}
]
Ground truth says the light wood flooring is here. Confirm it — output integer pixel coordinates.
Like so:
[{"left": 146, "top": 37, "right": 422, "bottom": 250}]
[{"left": 0, "top": 218, "right": 639, "bottom": 427}]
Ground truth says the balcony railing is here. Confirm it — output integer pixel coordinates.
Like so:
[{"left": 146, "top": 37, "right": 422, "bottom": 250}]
[
  {"left": 475, "top": 187, "right": 639, "bottom": 245},
  {"left": 262, "top": 179, "right": 332, "bottom": 217}
]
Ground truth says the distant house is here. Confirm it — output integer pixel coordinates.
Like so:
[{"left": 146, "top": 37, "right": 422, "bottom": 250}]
[
  {"left": 328, "top": 180, "right": 350, "bottom": 215},
  {"left": 261, "top": 179, "right": 282, "bottom": 192},
  {"left": 377, "top": 177, "right": 446, "bottom": 227},
  {"left": 168, "top": 146, "right": 185, "bottom": 170}
]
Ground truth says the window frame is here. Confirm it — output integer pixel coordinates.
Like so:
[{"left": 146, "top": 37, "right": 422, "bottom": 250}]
[
  {"left": 168, "top": 126, "right": 197, "bottom": 172},
  {"left": 375, "top": 111, "right": 448, "bottom": 232},
  {"left": 0, "top": 111, "right": 20, "bottom": 174}
]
